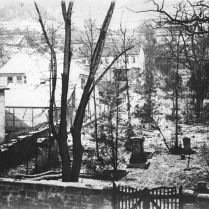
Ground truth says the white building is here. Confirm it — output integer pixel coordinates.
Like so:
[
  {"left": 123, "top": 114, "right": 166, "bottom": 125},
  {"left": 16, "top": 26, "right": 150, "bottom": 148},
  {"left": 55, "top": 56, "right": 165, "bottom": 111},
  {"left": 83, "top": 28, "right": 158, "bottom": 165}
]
[
  {"left": 75, "top": 44, "right": 145, "bottom": 82},
  {"left": 0, "top": 52, "right": 99, "bottom": 132}
]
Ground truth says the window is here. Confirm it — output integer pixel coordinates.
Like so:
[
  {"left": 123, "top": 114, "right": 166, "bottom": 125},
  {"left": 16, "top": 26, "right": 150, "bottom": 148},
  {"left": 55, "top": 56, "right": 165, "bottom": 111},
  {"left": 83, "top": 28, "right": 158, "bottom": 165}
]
[
  {"left": 131, "top": 56, "right": 136, "bottom": 63},
  {"left": 105, "top": 58, "right": 109, "bottom": 64},
  {"left": 40, "top": 78, "right": 46, "bottom": 84},
  {"left": 7, "top": 77, "right": 13, "bottom": 84},
  {"left": 82, "top": 59, "right": 86, "bottom": 64},
  {"left": 81, "top": 78, "right": 85, "bottom": 89},
  {"left": 23, "top": 75, "right": 27, "bottom": 84},
  {"left": 68, "top": 88, "right": 75, "bottom": 107},
  {"left": 126, "top": 56, "right": 129, "bottom": 64},
  {"left": 17, "top": 76, "right": 22, "bottom": 84}
]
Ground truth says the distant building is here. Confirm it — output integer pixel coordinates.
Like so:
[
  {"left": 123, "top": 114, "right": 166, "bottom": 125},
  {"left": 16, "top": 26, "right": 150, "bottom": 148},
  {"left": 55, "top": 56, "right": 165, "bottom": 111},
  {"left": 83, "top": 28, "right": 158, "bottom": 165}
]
[
  {"left": 74, "top": 44, "right": 145, "bottom": 82},
  {"left": 0, "top": 52, "right": 99, "bottom": 132},
  {"left": 0, "top": 53, "right": 49, "bottom": 86},
  {"left": 155, "top": 24, "right": 181, "bottom": 44}
]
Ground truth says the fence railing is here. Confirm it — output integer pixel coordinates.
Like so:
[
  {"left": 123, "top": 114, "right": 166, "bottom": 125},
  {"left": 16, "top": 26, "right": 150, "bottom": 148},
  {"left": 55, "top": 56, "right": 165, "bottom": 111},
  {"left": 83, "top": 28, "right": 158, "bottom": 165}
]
[{"left": 113, "top": 184, "right": 183, "bottom": 209}]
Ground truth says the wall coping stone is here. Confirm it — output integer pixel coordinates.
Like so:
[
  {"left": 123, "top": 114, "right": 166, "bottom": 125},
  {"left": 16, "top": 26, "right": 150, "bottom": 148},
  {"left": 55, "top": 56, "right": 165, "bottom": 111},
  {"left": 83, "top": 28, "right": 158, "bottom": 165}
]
[
  {"left": 183, "top": 189, "right": 197, "bottom": 196},
  {"left": 0, "top": 178, "right": 113, "bottom": 191}
]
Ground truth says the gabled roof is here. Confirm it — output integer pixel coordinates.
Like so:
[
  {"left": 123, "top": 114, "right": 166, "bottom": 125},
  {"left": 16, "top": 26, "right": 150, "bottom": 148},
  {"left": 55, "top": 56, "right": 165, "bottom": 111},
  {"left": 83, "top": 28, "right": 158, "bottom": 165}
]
[
  {"left": 0, "top": 47, "right": 10, "bottom": 69},
  {"left": 0, "top": 53, "right": 46, "bottom": 74},
  {"left": 76, "top": 42, "right": 141, "bottom": 58},
  {"left": 0, "top": 35, "right": 25, "bottom": 46}
]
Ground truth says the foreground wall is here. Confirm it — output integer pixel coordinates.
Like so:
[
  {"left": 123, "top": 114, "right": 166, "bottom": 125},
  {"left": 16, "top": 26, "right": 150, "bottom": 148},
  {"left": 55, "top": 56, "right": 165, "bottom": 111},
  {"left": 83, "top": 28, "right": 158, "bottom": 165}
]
[{"left": 0, "top": 179, "right": 113, "bottom": 209}]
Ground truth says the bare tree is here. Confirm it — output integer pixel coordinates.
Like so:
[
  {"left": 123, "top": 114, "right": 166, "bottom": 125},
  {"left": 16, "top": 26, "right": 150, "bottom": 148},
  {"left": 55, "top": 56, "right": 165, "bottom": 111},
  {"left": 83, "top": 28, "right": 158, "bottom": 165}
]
[
  {"left": 36, "top": 1, "right": 133, "bottom": 182},
  {"left": 129, "top": 0, "right": 209, "bottom": 119},
  {"left": 35, "top": 1, "right": 73, "bottom": 182},
  {"left": 110, "top": 18, "right": 137, "bottom": 139},
  {"left": 76, "top": 18, "right": 100, "bottom": 160}
]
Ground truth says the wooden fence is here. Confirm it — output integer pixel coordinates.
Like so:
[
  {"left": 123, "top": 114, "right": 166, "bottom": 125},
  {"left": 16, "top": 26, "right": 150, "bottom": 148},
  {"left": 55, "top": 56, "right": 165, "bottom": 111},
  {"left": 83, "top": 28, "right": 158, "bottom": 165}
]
[{"left": 113, "top": 184, "right": 183, "bottom": 209}]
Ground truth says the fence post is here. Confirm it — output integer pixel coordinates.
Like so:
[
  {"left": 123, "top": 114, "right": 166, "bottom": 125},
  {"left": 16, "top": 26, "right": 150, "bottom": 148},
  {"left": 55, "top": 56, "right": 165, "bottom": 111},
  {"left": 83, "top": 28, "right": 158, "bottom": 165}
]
[
  {"left": 13, "top": 107, "right": 15, "bottom": 131},
  {"left": 143, "top": 187, "right": 150, "bottom": 209},
  {"left": 112, "top": 181, "right": 118, "bottom": 209},
  {"left": 179, "top": 185, "right": 183, "bottom": 209}
]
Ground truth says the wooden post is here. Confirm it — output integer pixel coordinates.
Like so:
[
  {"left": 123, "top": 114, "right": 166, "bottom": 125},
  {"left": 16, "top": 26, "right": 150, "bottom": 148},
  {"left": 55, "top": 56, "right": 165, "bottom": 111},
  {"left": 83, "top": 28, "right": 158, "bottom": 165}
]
[
  {"left": 13, "top": 107, "right": 15, "bottom": 137},
  {"left": 32, "top": 108, "right": 35, "bottom": 129},
  {"left": 112, "top": 181, "right": 118, "bottom": 209},
  {"left": 143, "top": 187, "right": 150, "bottom": 209},
  {"left": 35, "top": 146, "right": 38, "bottom": 173},
  {"left": 179, "top": 185, "right": 183, "bottom": 209}
]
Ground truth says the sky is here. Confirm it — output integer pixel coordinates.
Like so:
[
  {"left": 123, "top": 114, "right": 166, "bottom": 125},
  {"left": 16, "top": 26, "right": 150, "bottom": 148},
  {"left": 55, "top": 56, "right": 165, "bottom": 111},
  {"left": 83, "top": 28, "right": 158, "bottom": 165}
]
[{"left": 0, "top": 0, "right": 183, "bottom": 30}]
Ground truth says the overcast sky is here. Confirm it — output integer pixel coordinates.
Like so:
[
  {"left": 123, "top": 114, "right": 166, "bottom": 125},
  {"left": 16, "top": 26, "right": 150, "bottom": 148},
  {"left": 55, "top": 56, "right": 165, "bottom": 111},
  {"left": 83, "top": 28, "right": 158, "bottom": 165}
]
[{"left": 0, "top": 0, "right": 183, "bottom": 30}]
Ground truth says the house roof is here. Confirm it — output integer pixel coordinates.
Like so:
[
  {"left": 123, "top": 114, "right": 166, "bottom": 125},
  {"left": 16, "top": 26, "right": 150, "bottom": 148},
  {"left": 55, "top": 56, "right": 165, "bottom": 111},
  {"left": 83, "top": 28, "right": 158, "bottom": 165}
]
[
  {"left": 0, "top": 47, "right": 10, "bottom": 69},
  {"left": 0, "top": 35, "right": 25, "bottom": 46},
  {"left": 76, "top": 42, "right": 141, "bottom": 58},
  {"left": 0, "top": 53, "right": 39, "bottom": 74}
]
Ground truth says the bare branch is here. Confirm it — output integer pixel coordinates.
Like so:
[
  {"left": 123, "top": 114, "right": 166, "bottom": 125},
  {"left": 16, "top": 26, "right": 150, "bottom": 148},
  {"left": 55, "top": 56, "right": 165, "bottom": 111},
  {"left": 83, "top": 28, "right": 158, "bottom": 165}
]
[
  {"left": 61, "top": 1, "right": 67, "bottom": 21},
  {"left": 34, "top": 2, "right": 52, "bottom": 50},
  {"left": 90, "top": 1, "right": 115, "bottom": 74},
  {"left": 35, "top": 1, "right": 58, "bottom": 138},
  {"left": 89, "top": 45, "right": 134, "bottom": 95}
]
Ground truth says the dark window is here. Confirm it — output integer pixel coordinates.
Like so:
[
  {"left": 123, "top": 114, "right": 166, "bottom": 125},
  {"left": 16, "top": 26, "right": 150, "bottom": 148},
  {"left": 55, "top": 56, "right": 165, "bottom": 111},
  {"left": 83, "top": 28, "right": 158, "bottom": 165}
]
[
  {"left": 7, "top": 77, "right": 13, "bottom": 84},
  {"left": 82, "top": 59, "right": 86, "bottom": 64},
  {"left": 17, "top": 76, "right": 22, "bottom": 84},
  {"left": 40, "top": 78, "right": 46, "bottom": 84},
  {"left": 132, "top": 56, "right": 135, "bottom": 63},
  {"left": 105, "top": 58, "right": 109, "bottom": 64},
  {"left": 126, "top": 56, "right": 129, "bottom": 64},
  {"left": 24, "top": 75, "right": 27, "bottom": 84},
  {"left": 114, "top": 69, "right": 127, "bottom": 81},
  {"left": 81, "top": 78, "right": 85, "bottom": 89}
]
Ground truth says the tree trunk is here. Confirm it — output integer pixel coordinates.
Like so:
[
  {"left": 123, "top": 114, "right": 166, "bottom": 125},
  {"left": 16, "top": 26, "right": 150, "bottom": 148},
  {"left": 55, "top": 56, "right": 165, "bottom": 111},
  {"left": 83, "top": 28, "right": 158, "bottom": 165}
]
[
  {"left": 115, "top": 80, "right": 119, "bottom": 170},
  {"left": 35, "top": 1, "right": 73, "bottom": 182},
  {"left": 93, "top": 81, "right": 99, "bottom": 159},
  {"left": 70, "top": 130, "right": 83, "bottom": 182},
  {"left": 109, "top": 108, "right": 116, "bottom": 171},
  {"left": 57, "top": 133, "right": 71, "bottom": 182},
  {"left": 56, "top": 1, "right": 73, "bottom": 182},
  {"left": 70, "top": 2, "right": 115, "bottom": 182}
]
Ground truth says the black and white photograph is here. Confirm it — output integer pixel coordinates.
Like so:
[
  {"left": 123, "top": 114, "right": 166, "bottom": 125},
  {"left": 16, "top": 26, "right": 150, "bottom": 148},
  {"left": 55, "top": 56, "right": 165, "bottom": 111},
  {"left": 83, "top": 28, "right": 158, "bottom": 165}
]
[{"left": 0, "top": 0, "right": 209, "bottom": 208}]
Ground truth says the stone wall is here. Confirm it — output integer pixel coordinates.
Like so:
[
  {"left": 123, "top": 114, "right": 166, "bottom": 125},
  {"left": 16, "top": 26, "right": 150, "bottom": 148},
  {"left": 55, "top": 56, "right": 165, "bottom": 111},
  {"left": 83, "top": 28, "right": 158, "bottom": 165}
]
[
  {"left": 0, "top": 178, "right": 113, "bottom": 209},
  {"left": 182, "top": 189, "right": 209, "bottom": 209}
]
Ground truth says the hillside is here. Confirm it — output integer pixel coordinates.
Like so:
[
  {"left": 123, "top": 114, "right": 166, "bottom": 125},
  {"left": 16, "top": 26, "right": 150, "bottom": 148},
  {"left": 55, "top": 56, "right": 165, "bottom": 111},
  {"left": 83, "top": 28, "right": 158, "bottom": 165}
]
[{"left": 0, "top": 2, "right": 51, "bottom": 21}]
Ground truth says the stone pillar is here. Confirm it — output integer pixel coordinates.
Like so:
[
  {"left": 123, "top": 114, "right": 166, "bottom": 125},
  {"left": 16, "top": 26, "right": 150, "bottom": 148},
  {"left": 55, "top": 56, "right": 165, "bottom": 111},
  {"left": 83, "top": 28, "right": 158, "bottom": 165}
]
[
  {"left": 195, "top": 194, "right": 209, "bottom": 209},
  {"left": 36, "top": 138, "right": 48, "bottom": 172},
  {"left": 197, "top": 181, "right": 207, "bottom": 192},
  {"left": 183, "top": 137, "right": 191, "bottom": 151}
]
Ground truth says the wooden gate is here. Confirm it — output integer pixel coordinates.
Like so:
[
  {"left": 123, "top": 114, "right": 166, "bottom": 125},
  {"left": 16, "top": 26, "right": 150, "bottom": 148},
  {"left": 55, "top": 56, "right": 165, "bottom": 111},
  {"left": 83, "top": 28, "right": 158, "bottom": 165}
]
[{"left": 113, "top": 184, "right": 183, "bottom": 209}]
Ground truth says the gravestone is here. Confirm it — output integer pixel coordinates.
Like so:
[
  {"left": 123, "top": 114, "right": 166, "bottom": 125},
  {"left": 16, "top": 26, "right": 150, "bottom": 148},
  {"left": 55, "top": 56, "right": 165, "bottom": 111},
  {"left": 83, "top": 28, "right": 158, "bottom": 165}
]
[
  {"left": 129, "top": 136, "right": 147, "bottom": 164},
  {"left": 183, "top": 137, "right": 191, "bottom": 152}
]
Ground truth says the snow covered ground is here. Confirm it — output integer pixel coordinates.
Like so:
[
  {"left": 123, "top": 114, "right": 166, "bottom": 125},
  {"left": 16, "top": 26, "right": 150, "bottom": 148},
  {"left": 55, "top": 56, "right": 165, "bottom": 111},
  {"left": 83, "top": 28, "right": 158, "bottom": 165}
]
[
  {"left": 115, "top": 121, "right": 209, "bottom": 191},
  {"left": 2, "top": 84, "right": 209, "bottom": 192}
]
